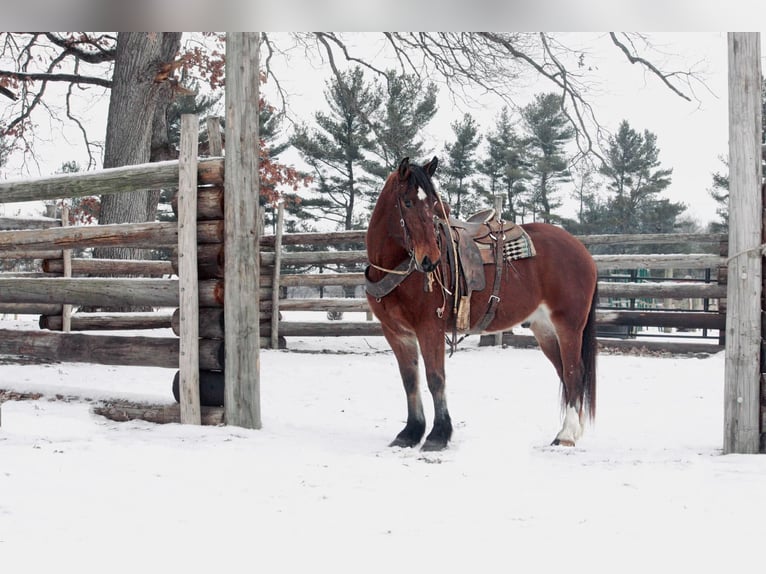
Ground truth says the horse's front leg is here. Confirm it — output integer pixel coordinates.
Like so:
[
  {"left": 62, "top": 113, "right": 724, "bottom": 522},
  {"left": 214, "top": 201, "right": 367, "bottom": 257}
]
[
  {"left": 417, "top": 329, "right": 452, "bottom": 451},
  {"left": 382, "top": 329, "right": 426, "bottom": 448}
]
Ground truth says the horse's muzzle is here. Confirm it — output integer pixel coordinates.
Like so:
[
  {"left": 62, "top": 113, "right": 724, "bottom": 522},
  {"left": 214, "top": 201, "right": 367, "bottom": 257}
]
[{"left": 419, "top": 255, "right": 439, "bottom": 273}]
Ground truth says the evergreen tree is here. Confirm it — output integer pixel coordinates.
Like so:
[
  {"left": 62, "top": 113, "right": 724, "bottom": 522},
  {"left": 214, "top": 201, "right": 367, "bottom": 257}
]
[
  {"left": 291, "top": 66, "right": 381, "bottom": 230},
  {"left": 521, "top": 93, "right": 574, "bottom": 223},
  {"left": 599, "top": 120, "right": 677, "bottom": 234},
  {"left": 364, "top": 71, "right": 438, "bottom": 181},
  {"left": 707, "top": 79, "right": 765, "bottom": 234},
  {"left": 442, "top": 113, "right": 482, "bottom": 219},
  {"left": 476, "top": 107, "right": 531, "bottom": 221},
  {"left": 708, "top": 156, "right": 730, "bottom": 233}
]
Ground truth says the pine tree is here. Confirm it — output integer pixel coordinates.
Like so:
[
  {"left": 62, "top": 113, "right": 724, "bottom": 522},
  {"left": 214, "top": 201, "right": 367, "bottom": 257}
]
[
  {"left": 290, "top": 66, "right": 381, "bottom": 231},
  {"left": 476, "top": 107, "right": 530, "bottom": 221},
  {"left": 599, "top": 119, "right": 677, "bottom": 234},
  {"left": 442, "top": 113, "right": 482, "bottom": 219},
  {"left": 364, "top": 71, "right": 438, "bottom": 181},
  {"left": 520, "top": 93, "right": 574, "bottom": 223}
]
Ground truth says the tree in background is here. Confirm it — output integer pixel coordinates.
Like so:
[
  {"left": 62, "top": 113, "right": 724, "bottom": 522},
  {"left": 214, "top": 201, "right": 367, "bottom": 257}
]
[
  {"left": 707, "top": 78, "right": 765, "bottom": 234},
  {"left": 598, "top": 120, "right": 677, "bottom": 234},
  {"left": 442, "top": 113, "right": 482, "bottom": 219},
  {"left": 363, "top": 71, "right": 438, "bottom": 181},
  {"left": 291, "top": 66, "right": 380, "bottom": 231},
  {"left": 521, "top": 92, "right": 574, "bottom": 223},
  {"left": 476, "top": 106, "right": 530, "bottom": 221}
]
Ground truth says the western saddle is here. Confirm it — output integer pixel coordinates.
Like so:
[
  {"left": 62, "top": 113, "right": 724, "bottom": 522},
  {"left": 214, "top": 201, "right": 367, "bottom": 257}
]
[{"left": 441, "top": 209, "right": 535, "bottom": 334}]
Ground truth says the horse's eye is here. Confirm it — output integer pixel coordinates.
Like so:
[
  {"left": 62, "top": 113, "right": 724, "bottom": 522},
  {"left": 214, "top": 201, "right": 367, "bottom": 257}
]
[{"left": 403, "top": 199, "right": 413, "bottom": 208}]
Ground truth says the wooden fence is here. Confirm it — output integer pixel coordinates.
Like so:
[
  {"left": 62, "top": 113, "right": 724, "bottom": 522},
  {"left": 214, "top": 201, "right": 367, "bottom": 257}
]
[{"left": 0, "top": 115, "right": 227, "bottom": 425}]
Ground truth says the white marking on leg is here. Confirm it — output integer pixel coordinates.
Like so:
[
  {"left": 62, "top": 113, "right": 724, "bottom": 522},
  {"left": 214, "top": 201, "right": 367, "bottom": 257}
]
[{"left": 555, "top": 404, "right": 583, "bottom": 445}]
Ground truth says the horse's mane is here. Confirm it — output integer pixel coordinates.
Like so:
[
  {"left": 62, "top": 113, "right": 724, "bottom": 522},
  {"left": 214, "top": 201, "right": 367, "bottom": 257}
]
[{"left": 408, "top": 164, "right": 437, "bottom": 199}]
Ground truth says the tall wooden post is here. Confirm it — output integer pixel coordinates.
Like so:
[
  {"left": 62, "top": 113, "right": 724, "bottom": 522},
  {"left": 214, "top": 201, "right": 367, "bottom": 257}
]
[
  {"left": 723, "top": 32, "right": 762, "bottom": 454},
  {"left": 224, "top": 33, "right": 262, "bottom": 429},
  {"left": 177, "top": 114, "right": 201, "bottom": 425}
]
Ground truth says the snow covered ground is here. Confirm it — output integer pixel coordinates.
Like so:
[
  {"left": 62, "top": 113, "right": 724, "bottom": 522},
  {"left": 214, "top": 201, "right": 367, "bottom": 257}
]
[{"left": 1, "top": 314, "right": 764, "bottom": 573}]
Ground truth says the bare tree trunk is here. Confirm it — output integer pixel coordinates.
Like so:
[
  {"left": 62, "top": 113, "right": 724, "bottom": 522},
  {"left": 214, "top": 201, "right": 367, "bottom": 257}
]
[
  {"left": 89, "top": 33, "right": 181, "bottom": 311},
  {"left": 95, "top": 32, "right": 182, "bottom": 261}
]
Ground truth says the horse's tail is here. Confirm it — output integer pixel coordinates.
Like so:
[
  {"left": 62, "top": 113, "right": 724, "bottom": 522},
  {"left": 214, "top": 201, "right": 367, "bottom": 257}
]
[{"left": 581, "top": 283, "right": 598, "bottom": 421}]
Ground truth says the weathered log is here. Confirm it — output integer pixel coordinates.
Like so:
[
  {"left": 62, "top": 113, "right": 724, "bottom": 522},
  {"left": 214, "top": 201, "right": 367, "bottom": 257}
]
[
  {"left": 598, "top": 281, "right": 725, "bottom": 299},
  {"left": 40, "top": 312, "right": 174, "bottom": 331},
  {"left": 172, "top": 244, "right": 224, "bottom": 279},
  {"left": 0, "top": 216, "right": 61, "bottom": 230},
  {"left": 0, "top": 249, "right": 62, "bottom": 260},
  {"left": 279, "top": 273, "right": 366, "bottom": 287},
  {"left": 0, "top": 157, "right": 224, "bottom": 203},
  {"left": 0, "top": 303, "right": 63, "bottom": 315},
  {"left": 596, "top": 310, "right": 725, "bottom": 329},
  {"left": 171, "top": 186, "right": 224, "bottom": 220},
  {"left": 260, "top": 229, "right": 367, "bottom": 248},
  {"left": 170, "top": 307, "right": 274, "bottom": 339},
  {"left": 0, "top": 220, "right": 223, "bottom": 252},
  {"left": 42, "top": 258, "right": 174, "bottom": 277},
  {"left": 0, "top": 328, "right": 224, "bottom": 370},
  {"left": 479, "top": 332, "right": 723, "bottom": 355},
  {"left": 578, "top": 232, "right": 725, "bottom": 246},
  {"left": 0, "top": 278, "right": 223, "bottom": 307},
  {"left": 261, "top": 250, "right": 366, "bottom": 267},
  {"left": 277, "top": 298, "right": 371, "bottom": 312},
  {"left": 270, "top": 321, "right": 383, "bottom": 337},
  {"left": 172, "top": 370, "right": 224, "bottom": 406},
  {"left": 172, "top": 307, "right": 223, "bottom": 339},
  {"left": 593, "top": 253, "right": 725, "bottom": 271},
  {"left": 92, "top": 401, "right": 225, "bottom": 425}
]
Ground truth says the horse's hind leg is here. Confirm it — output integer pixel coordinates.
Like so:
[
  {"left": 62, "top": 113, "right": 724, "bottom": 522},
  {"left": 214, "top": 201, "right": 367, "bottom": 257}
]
[
  {"left": 528, "top": 307, "right": 584, "bottom": 446},
  {"left": 382, "top": 328, "right": 426, "bottom": 448}
]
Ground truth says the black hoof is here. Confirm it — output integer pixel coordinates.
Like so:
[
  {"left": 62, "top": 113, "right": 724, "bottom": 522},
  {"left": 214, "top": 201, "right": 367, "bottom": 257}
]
[
  {"left": 389, "top": 422, "right": 426, "bottom": 448},
  {"left": 551, "top": 438, "right": 560, "bottom": 446},
  {"left": 389, "top": 436, "right": 420, "bottom": 448}
]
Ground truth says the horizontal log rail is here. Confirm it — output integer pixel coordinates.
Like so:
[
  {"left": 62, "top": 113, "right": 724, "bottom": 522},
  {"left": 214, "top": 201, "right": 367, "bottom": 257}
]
[
  {"left": 0, "top": 157, "right": 224, "bottom": 204},
  {"left": 0, "top": 249, "right": 62, "bottom": 260},
  {"left": 0, "top": 216, "right": 61, "bottom": 230},
  {"left": 596, "top": 309, "right": 725, "bottom": 329},
  {"left": 593, "top": 253, "right": 725, "bottom": 270},
  {"left": 598, "top": 281, "right": 725, "bottom": 299},
  {"left": 40, "top": 312, "right": 174, "bottom": 331},
  {"left": 0, "top": 278, "right": 224, "bottom": 307},
  {"left": 42, "top": 258, "right": 174, "bottom": 277},
  {"left": 0, "top": 220, "right": 222, "bottom": 252},
  {"left": 0, "top": 328, "right": 224, "bottom": 370},
  {"left": 0, "top": 303, "right": 63, "bottom": 315},
  {"left": 577, "top": 232, "right": 725, "bottom": 246}
]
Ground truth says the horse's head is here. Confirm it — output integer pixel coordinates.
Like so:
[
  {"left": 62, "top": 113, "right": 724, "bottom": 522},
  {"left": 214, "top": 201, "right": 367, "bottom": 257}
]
[{"left": 388, "top": 156, "right": 443, "bottom": 273}]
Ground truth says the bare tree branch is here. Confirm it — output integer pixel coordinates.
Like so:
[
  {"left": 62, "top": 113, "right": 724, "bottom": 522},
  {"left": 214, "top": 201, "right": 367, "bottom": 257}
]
[
  {"left": 0, "top": 69, "right": 112, "bottom": 89},
  {"left": 609, "top": 32, "right": 692, "bottom": 102}
]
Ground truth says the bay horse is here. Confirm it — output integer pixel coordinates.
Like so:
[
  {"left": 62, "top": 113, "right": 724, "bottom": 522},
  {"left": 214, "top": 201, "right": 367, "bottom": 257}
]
[{"left": 365, "top": 157, "right": 598, "bottom": 451}]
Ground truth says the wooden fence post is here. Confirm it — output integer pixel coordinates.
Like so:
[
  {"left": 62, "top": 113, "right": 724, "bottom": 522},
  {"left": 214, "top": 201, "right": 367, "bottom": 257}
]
[
  {"left": 61, "top": 205, "right": 72, "bottom": 333},
  {"left": 271, "top": 200, "right": 285, "bottom": 349},
  {"left": 723, "top": 32, "right": 762, "bottom": 454},
  {"left": 177, "top": 114, "right": 202, "bottom": 425},
  {"left": 224, "top": 32, "right": 262, "bottom": 429}
]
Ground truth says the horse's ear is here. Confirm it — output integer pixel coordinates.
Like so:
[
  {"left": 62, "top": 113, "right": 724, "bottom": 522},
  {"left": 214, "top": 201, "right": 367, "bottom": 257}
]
[
  {"left": 397, "top": 157, "right": 410, "bottom": 179},
  {"left": 424, "top": 156, "right": 438, "bottom": 177}
]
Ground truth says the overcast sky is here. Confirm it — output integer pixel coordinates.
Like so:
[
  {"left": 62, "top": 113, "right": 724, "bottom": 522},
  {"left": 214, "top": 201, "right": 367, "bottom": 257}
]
[{"left": 263, "top": 32, "right": 741, "bottom": 226}]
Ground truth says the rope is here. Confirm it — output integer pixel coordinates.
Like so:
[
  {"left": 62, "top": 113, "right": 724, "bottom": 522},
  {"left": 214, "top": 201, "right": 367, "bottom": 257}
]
[
  {"left": 367, "top": 258, "right": 414, "bottom": 275},
  {"left": 725, "top": 243, "right": 766, "bottom": 265}
]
